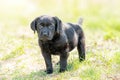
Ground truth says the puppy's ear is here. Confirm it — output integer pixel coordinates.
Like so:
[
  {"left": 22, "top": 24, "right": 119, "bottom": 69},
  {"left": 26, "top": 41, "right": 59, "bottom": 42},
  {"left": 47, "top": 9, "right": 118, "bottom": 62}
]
[
  {"left": 53, "top": 16, "right": 62, "bottom": 34},
  {"left": 30, "top": 18, "right": 37, "bottom": 33}
]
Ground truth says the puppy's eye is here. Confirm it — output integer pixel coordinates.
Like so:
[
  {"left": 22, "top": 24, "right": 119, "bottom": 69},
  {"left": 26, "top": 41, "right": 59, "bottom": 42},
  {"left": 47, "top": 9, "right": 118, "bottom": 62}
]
[
  {"left": 48, "top": 26, "right": 54, "bottom": 29},
  {"left": 37, "top": 23, "right": 44, "bottom": 26},
  {"left": 37, "top": 26, "right": 43, "bottom": 31},
  {"left": 40, "top": 23, "right": 44, "bottom": 26},
  {"left": 39, "top": 26, "right": 43, "bottom": 29},
  {"left": 37, "top": 23, "right": 44, "bottom": 29},
  {"left": 37, "top": 26, "right": 43, "bottom": 30}
]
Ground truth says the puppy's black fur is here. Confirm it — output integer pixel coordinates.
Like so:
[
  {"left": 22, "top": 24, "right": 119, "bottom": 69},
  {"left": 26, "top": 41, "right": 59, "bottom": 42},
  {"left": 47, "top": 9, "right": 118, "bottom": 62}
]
[{"left": 31, "top": 15, "right": 85, "bottom": 74}]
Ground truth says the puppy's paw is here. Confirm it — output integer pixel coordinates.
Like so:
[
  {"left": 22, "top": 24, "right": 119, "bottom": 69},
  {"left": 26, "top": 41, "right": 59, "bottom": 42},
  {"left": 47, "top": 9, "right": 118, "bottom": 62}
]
[
  {"left": 59, "top": 68, "right": 66, "bottom": 73},
  {"left": 45, "top": 70, "right": 53, "bottom": 74},
  {"left": 79, "top": 57, "right": 85, "bottom": 62}
]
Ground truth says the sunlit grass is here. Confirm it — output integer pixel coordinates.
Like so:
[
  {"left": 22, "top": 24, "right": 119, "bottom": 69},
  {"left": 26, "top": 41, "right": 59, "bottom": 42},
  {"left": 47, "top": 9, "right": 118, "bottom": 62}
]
[
  {"left": 1, "top": 45, "right": 25, "bottom": 60},
  {"left": 113, "top": 52, "right": 120, "bottom": 65},
  {"left": 79, "top": 67, "right": 100, "bottom": 80}
]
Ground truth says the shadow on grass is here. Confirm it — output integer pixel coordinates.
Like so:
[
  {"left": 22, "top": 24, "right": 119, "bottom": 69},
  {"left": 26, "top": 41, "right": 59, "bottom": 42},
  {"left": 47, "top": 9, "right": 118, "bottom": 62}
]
[
  {"left": 13, "top": 69, "right": 50, "bottom": 80},
  {"left": 12, "top": 61, "right": 77, "bottom": 80}
]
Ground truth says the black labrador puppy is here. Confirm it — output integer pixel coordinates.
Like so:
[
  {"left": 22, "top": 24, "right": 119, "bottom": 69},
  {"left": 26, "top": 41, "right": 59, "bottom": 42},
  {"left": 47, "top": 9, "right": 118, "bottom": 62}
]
[{"left": 30, "top": 15, "right": 85, "bottom": 74}]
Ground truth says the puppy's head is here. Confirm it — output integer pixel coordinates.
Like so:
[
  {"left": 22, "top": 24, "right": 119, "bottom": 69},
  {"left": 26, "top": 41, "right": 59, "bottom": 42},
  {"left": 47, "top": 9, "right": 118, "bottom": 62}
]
[{"left": 30, "top": 15, "right": 62, "bottom": 41}]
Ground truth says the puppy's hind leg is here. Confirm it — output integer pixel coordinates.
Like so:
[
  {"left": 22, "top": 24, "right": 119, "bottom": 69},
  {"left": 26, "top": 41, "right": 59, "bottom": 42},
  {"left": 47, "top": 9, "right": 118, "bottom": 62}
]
[{"left": 77, "top": 36, "right": 85, "bottom": 62}]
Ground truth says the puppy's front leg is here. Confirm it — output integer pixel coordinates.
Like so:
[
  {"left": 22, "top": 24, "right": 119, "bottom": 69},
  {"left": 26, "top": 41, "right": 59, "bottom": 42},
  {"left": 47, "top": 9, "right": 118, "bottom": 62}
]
[
  {"left": 42, "top": 52, "right": 53, "bottom": 74},
  {"left": 59, "top": 53, "right": 69, "bottom": 72}
]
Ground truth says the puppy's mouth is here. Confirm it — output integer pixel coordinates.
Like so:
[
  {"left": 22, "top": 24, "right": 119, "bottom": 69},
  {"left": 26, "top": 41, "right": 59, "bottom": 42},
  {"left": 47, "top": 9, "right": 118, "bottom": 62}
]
[
  {"left": 38, "top": 30, "right": 54, "bottom": 41},
  {"left": 39, "top": 36, "right": 53, "bottom": 41}
]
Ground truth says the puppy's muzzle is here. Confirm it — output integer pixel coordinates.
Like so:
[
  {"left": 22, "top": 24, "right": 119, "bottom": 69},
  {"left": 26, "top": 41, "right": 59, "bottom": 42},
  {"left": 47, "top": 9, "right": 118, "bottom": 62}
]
[
  {"left": 42, "top": 30, "right": 49, "bottom": 37},
  {"left": 41, "top": 28, "right": 49, "bottom": 37},
  {"left": 39, "top": 28, "right": 52, "bottom": 41}
]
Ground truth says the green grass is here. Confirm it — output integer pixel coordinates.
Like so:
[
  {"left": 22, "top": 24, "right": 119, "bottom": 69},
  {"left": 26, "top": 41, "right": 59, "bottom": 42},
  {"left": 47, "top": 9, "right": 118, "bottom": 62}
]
[
  {"left": 1, "top": 45, "right": 25, "bottom": 60},
  {"left": 79, "top": 67, "right": 100, "bottom": 80},
  {"left": 0, "top": 0, "right": 120, "bottom": 80}
]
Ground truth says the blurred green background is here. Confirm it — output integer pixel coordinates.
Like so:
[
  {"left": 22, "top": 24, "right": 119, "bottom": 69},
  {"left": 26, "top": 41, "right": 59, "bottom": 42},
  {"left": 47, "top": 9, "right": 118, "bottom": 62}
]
[
  {"left": 0, "top": 0, "right": 120, "bottom": 80},
  {"left": 0, "top": 0, "right": 120, "bottom": 29}
]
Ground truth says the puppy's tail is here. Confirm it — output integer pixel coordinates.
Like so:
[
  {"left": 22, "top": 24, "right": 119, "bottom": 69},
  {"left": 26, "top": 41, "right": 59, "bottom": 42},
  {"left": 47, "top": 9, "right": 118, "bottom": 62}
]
[{"left": 78, "top": 17, "right": 83, "bottom": 26}]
